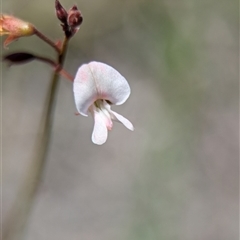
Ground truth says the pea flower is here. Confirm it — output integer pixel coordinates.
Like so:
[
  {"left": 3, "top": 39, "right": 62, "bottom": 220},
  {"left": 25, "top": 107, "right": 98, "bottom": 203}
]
[
  {"left": 0, "top": 15, "right": 35, "bottom": 47},
  {"left": 73, "top": 61, "right": 134, "bottom": 145}
]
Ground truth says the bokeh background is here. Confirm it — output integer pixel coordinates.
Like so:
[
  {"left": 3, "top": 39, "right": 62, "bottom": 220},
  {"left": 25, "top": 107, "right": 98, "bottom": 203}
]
[{"left": 2, "top": 0, "right": 239, "bottom": 240}]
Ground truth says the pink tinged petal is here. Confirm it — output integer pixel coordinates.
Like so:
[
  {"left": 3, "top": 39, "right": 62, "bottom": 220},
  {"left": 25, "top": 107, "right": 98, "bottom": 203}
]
[
  {"left": 73, "top": 61, "right": 131, "bottom": 116},
  {"left": 100, "top": 107, "right": 113, "bottom": 130},
  {"left": 73, "top": 63, "right": 98, "bottom": 116},
  {"left": 88, "top": 62, "right": 131, "bottom": 105},
  {"left": 91, "top": 109, "right": 109, "bottom": 145}
]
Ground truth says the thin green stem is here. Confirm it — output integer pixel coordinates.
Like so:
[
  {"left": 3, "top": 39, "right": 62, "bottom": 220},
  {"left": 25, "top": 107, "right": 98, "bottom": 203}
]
[{"left": 3, "top": 37, "right": 70, "bottom": 240}]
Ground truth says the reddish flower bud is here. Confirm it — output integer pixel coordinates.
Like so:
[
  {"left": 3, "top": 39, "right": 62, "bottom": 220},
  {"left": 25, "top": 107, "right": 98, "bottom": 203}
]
[
  {"left": 67, "top": 5, "right": 83, "bottom": 28},
  {"left": 55, "top": 0, "right": 68, "bottom": 23}
]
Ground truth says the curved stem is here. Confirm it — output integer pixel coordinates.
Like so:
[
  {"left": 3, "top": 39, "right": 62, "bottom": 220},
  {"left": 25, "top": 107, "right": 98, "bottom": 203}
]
[
  {"left": 34, "top": 55, "right": 56, "bottom": 66},
  {"left": 3, "top": 37, "right": 70, "bottom": 240}
]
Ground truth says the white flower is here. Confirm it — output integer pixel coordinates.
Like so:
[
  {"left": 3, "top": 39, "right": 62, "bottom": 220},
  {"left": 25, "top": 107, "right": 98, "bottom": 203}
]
[{"left": 73, "top": 61, "right": 134, "bottom": 145}]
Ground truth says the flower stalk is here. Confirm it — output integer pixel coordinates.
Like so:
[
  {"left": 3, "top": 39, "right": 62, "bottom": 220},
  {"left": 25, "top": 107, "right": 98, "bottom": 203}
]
[
  {"left": 34, "top": 28, "right": 61, "bottom": 53},
  {"left": 3, "top": 36, "right": 70, "bottom": 240}
]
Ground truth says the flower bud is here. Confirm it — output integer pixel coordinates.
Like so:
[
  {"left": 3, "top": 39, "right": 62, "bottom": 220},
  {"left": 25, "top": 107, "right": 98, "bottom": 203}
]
[
  {"left": 0, "top": 15, "right": 35, "bottom": 47},
  {"left": 3, "top": 52, "right": 36, "bottom": 66},
  {"left": 67, "top": 5, "right": 83, "bottom": 28},
  {"left": 55, "top": 0, "right": 68, "bottom": 23}
]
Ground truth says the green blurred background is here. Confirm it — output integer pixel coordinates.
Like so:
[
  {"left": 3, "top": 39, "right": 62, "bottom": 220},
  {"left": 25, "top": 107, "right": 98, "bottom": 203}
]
[{"left": 2, "top": 0, "right": 239, "bottom": 240}]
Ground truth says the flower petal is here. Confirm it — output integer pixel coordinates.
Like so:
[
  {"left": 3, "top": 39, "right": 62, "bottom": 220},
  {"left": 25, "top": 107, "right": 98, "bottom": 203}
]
[
  {"left": 102, "top": 100, "right": 134, "bottom": 131},
  {"left": 111, "top": 110, "right": 134, "bottom": 131},
  {"left": 88, "top": 61, "right": 131, "bottom": 105},
  {"left": 73, "top": 62, "right": 131, "bottom": 116},
  {"left": 91, "top": 108, "right": 108, "bottom": 145},
  {"left": 73, "top": 63, "right": 98, "bottom": 116}
]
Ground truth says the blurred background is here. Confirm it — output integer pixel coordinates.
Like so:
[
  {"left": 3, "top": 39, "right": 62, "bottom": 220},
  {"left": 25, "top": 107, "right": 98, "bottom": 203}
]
[{"left": 2, "top": 0, "right": 239, "bottom": 240}]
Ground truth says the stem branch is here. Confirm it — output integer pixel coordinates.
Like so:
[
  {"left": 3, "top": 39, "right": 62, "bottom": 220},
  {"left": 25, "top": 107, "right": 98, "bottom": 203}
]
[
  {"left": 34, "top": 55, "right": 74, "bottom": 81},
  {"left": 34, "top": 28, "right": 61, "bottom": 53}
]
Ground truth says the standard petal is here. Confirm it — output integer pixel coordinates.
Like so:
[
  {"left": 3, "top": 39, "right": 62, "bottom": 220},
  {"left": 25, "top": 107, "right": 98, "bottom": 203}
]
[
  {"left": 88, "top": 61, "right": 131, "bottom": 105},
  {"left": 110, "top": 110, "right": 134, "bottom": 131},
  {"left": 91, "top": 109, "right": 108, "bottom": 145},
  {"left": 73, "top": 63, "right": 98, "bottom": 116}
]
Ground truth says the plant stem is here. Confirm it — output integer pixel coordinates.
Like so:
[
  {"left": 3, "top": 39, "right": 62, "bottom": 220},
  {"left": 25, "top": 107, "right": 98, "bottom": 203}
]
[
  {"left": 34, "top": 55, "right": 74, "bottom": 81},
  {"left": 34, "top": 28, "right": 61, "bottom": 53},
  {"left": 3, "top": 37, "right": 70, "bottom": 240}
]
